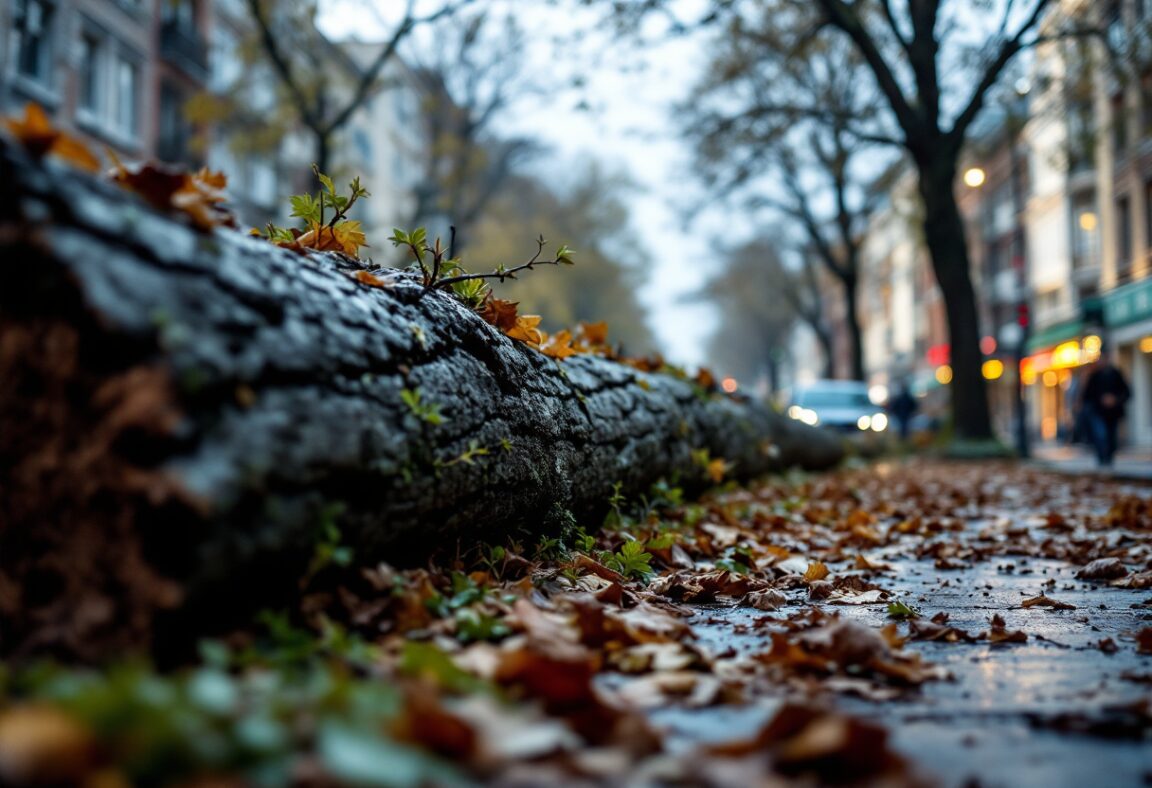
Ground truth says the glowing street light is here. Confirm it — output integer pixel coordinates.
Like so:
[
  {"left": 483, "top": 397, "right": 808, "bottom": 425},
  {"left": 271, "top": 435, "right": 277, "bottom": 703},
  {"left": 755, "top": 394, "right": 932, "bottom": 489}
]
[{"left": 963, "top": 167, "right": 986, "bottom": 188}]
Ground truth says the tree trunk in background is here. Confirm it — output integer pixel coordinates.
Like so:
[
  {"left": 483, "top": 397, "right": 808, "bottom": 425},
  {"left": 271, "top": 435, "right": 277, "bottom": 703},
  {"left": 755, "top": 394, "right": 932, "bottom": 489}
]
[
  {"left": 917, "top": 161, "right": 994, "bottom": 442},
  {"left": 844, "top": 273, "right": 865, "bottom": 381},
  {"left": 0, "top": 141, "right": 843, "bottom": 661}
]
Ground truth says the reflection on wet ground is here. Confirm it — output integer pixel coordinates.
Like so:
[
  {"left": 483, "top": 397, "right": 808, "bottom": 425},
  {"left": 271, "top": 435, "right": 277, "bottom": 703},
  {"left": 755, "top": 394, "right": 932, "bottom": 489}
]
[{"left": 650, "top": 481, "right": 1152, "bottom": 787}]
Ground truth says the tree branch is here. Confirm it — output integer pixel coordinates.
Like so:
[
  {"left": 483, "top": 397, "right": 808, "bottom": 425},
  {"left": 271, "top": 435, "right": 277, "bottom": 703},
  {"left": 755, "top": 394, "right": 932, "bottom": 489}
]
[
  {"left": 243, "top": 0, "right": 322, "bottom": 132},
  {"left": 947, "top": 0, "right": 1052, "bottom": 145},
  {"left": 813, "top": 0, "right": 920, "bottom": 137}
]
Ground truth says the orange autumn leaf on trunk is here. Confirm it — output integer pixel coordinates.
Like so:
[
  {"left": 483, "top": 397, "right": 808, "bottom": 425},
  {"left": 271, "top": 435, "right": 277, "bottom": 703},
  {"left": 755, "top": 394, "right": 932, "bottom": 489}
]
[
  {"left": 4, "top": 103, "right": 100, "bottom": 173},
  {"left": 110, "top": 158, "right": 236, "bottom": 230},
  {"left": 478, "top": 296, "right": 521, "bottom": 332},
  {"left": 352, "top": 270, "right": 392, "bottom": 288},
  {"left": 507, "top": 315, "right": 544, "bottom": 345},
  {"left": 538, "top": 329, "right": 577, "bottom": 360},
  {"left": 294, "top": 221, "right": 368, "bottom": 258}
]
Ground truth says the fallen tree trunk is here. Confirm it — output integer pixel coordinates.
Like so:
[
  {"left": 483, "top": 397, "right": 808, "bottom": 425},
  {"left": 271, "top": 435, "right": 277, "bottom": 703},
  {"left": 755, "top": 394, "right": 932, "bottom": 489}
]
[{"left": 0, "top": 140, "right": 842, "bottom": 659}]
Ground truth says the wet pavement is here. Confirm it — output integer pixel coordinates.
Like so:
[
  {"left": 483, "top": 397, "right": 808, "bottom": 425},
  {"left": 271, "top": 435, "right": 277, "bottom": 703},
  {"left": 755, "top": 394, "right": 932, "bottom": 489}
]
[
  {"left": 647, "top": 468, "right": 1152, "bottom": 787},
  {"left": 1033, "top": 444, "right": 1152, "bottom": 483}
]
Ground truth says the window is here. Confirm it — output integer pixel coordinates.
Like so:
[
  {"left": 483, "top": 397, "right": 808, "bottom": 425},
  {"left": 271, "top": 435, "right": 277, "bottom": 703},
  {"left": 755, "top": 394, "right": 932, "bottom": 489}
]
[
  {"left": 1071, "top": 192, "right": 1098, "bottom": 269},
  {"left": 158, "top": 82, "right": 186, "bottom": 162},
  {"left": 12, "top": 0, "right": 55, "bottom": 85},
  {"left": 1117, "top": 195, "right": 1133, "bottom": 278},
  {"left": 1146, "top": 181, "right": 1152, "bottom": 261},
  {"left": 1112, "top": 92, "right": 1128, "bottom": 153},
  {"left": 73, "top": 25, "right": 142, "bottom": 143},
  {"left": 77, "top": 33, "right": 101, "bottom": 114},
  {"left": 1107, "top": 1, "right": 1126, "bottom": 53},
  {"left": 161, "top": 0, "right": 197, "bottom": 30},
  {"left": 113, "top": 55, "right": 139, "bottom": 137},
  {"left": 1068, "top": 98, "right": 1094, "bottom": 173}
]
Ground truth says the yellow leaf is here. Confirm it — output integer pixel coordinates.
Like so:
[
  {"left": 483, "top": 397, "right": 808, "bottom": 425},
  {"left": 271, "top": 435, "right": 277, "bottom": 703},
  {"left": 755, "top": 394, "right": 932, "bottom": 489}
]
[
  {"left": 706, "top": 457, "right": 730, "bottom": 484},
  {"left": 506, "top": 315, "right": 544, "bottom": 345},
  {"left": 538, "top": 329, "right": 577, "bottom": 359},
  {"left": 332, "top": 220, "right": 368, "bottom": 257},
  {"left": 803, "top": 562, "right": 829, "bottom": 583}
]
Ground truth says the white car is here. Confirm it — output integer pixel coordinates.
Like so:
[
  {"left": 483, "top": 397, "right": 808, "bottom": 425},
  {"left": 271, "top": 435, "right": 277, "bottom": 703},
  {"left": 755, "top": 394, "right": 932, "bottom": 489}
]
[{"left": 786, "top": 380, "right": 889, "bottom": 435}]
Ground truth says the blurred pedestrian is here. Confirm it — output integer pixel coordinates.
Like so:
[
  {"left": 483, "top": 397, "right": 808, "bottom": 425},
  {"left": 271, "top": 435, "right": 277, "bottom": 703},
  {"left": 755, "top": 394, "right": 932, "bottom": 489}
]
[
  {"left": 1081, "top": 349, "right": 1130, "bottom": 467},
  {"left": 888, "top": 383, "right": 918, "bottom": 442},
  {"left": 1065, "top": 369, "right": 1086, "bottom": 445}
]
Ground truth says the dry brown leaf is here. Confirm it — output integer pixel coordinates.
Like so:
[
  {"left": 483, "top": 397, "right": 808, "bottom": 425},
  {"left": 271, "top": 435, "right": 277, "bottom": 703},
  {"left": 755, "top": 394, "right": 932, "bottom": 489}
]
[
  {"left": 1076, "top": 557, "right": 1129, "bottom": 581},
  {"left": 1021, "top": 594, "right": 1077, "bottom": 610},
  {"left": 110, "top": 160, "right": 236, "bottom": 230},
  {"left": 478, "top": 296, "right": 520, "bottom": 331},
  {"left": 983, "top": 614, "right": 1027, "bottom": 644}
]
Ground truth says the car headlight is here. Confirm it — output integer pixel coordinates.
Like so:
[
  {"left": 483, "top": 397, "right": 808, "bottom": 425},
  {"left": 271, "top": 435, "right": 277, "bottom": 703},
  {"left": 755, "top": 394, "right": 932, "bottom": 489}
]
[
  {"left": 871, "top": 413, "right": 888, "bottom": 432},
  {"left": 857, "top": 415, "right": 871, "bottom": 430}
]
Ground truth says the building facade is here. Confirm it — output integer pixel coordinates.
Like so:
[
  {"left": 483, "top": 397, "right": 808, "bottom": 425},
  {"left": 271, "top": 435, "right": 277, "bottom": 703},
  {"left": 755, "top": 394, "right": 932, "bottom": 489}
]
[
  {"left": 845, "top": 0, "right": 1152, "bottom": 450},
  {"left": 2, "top": 0, "right": 211, "bottom": 164}
]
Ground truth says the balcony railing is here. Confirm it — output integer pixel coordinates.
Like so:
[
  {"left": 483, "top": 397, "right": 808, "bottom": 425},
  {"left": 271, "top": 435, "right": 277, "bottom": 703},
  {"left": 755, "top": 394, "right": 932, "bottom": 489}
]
[{"left": 160, "top": 21, "right": 209, "bottom": 82}]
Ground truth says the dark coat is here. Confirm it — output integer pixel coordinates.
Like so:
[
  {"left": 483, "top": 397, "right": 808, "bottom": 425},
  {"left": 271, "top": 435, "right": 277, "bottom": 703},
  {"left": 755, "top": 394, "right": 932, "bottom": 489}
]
[{"left": 1082, "top": 364, "right": 1131, "bottom": 422}]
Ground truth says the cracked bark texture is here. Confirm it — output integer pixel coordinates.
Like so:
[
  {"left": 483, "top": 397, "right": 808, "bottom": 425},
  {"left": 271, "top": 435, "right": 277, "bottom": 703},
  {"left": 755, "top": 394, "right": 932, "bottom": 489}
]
[{"left": 0, "top": 140, "right": 843, "bottom": 659}]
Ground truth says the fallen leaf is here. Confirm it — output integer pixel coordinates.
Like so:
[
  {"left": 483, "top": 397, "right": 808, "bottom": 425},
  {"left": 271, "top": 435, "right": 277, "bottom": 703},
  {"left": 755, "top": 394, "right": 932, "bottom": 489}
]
[
  {"left": 706, "top": 457, "right": 731, "bottom": 484},
  {"left": 3, "top": 102, "right": 100, "bottom": 172},
  {"left": 1111, "top": 570, "right": 1152, "bottom": 589},
  {"left": 983, "top": 614, "right": 1027, "bottom": 644},
  {"left": 506, "top": 315, "right": 544, "bottom": 345},
  {"left": 352, "top": 270, "right": 392, "bottom": 288},
  {"left": 110, "top": 160, "right": 236, "bottom": 230},
  {"left": 803, "top": 562, "right": 830, "bottom": 583},
  {"left": 744, "top": 588, "right": 787, "bottom": 611},
  {"left": 478, "top": 296, "right": 520, "bottom": 331},
  {"left": 537, "top": 329, "right": 577, "bottom": 359},
  {"left": 1076, "top": 557, "right": 1128, "bottom": 581},
  {"left": 1021, "top": 594, "right": 1076, "bottom": 610}
]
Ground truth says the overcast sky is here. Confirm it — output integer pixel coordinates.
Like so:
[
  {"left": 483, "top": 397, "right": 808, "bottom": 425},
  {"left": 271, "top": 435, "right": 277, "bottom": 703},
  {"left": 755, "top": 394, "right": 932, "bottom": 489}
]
[{"left": 319, "top": 1, "right": 723, "bottom": 367}]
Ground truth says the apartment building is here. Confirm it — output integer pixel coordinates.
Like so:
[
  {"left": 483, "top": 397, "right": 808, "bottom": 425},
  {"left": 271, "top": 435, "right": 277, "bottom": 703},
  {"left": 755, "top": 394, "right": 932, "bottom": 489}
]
[
  {"left": 847, "top": 0, "right": 1152, "bottom": 450},
  {"left": 1094, "top": 0, "right": 1152, "bottom": 447},
  {"left": 1, "top": 0, "right": 210, "bottom": 164}
]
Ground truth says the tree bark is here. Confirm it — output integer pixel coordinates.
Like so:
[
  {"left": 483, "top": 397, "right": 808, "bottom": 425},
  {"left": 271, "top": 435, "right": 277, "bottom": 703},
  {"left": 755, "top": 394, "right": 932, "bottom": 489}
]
[
  {"left": 0, "top": 141, "right": 843, "bottom": 660},
  {"left": 843, "top": 271, "right": 864, "bottom": 382},
  {"left": 916, "top": 161, "right": 994, "bottom": 442}
]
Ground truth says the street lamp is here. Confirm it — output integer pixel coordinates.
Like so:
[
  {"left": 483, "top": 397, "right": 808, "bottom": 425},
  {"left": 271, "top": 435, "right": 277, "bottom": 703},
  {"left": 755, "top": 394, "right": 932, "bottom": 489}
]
[{"left": 963, "top": 167, "right": 987, "bottom": 188}]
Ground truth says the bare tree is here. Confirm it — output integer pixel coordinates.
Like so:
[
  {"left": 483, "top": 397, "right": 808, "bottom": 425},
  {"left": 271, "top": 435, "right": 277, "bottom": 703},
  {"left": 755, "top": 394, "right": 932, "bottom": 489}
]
[
  {"left": 701, "top": 236, "right": 834, "bottom": 387},
  {"left": 603, "top": 0, "right": 1097, "bottom": 442},
  {"left": 686, "top": 38, "right": 894, "bottom": 381},
  {"left": 241, "top": 0, "right": 469, "bottom": 175},
  {"left": 405, "top": 11, "right": 540, "bottom": 252}
]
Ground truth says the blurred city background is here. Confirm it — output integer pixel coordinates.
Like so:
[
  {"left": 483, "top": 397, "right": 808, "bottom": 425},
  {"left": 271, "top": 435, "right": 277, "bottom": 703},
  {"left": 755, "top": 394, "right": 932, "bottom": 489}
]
[{"left": 3, "top": 0, "right": 1151, "bottom": 456}]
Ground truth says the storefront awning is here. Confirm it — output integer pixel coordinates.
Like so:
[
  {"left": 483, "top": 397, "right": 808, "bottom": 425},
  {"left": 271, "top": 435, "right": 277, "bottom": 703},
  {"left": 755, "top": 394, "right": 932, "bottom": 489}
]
[
  {"left": 1025, "top": 319, "right": 1082, "bottom": 354},
  {"left": 1102, "top": 277, "right": 1152, "bottom": 329}
]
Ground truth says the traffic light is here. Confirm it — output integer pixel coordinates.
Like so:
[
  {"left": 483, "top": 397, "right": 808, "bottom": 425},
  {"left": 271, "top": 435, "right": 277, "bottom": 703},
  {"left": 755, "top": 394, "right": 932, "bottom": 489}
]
[{"left": 1016, "top": 302, "right": 1030, "bottom": 329}]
